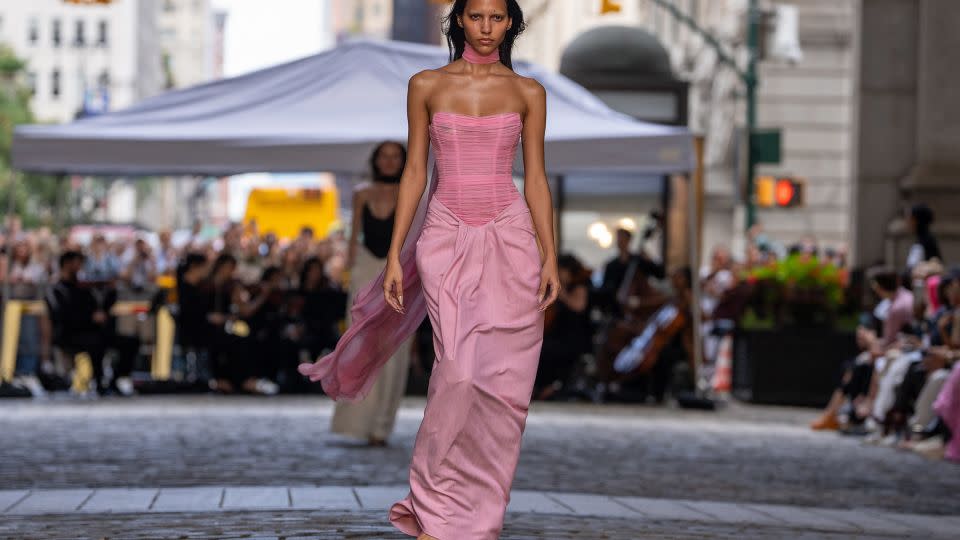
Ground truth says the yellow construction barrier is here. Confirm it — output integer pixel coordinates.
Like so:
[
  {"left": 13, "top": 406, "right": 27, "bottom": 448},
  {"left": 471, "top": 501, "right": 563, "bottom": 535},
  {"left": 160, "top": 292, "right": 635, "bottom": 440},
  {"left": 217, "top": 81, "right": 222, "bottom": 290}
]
[
  {"left": 0, "top": 300, "right": 166, "bottom": 382},
  {"left": 151, "top": 306, "right": 175, "bottom": 381}
]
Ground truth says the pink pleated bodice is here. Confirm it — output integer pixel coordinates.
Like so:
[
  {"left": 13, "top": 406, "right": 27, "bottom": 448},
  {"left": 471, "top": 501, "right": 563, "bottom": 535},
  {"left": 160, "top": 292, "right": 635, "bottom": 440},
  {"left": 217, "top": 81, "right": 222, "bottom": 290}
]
[{"left": 429, "top": 111, "right": 522, "bottom": 227}]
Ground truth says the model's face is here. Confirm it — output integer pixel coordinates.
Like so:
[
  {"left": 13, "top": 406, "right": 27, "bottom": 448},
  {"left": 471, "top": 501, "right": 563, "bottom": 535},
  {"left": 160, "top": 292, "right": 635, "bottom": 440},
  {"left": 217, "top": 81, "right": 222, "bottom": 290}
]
[
  {"left": 375, "top": 144, "right": 404, "bottom": 177},
  {"left": 459, "top": 0, "right": 511, "bottom": 53}
]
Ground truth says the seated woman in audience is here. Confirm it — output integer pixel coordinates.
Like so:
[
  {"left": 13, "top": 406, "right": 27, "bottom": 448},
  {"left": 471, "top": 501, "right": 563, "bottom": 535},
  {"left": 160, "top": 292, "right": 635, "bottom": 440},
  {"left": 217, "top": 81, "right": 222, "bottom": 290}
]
[
  {"left": 887, "top": 272, "right": 958, "bottom": 441},
  {"left": 811, "top": 268, "right": 914, "bottom": 430},
  {"left": 241, "top": 266, "right": 295, "bottom": 386},
  {"left": 296, "top": 256, "right": 348, "bottom": 360},
  {"left": 201, "top": 254, "right": 277, "bottom": 395},
  {"left": 533, "top": 254, "right": 593, "bottom": 401}
]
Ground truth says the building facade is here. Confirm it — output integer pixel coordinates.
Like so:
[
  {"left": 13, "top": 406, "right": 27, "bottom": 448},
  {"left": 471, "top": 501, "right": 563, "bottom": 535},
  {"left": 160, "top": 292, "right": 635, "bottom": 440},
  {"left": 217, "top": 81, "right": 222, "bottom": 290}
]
[
  {"left": 853, "top": 0, "right": 960, "bottom": 269},
  {"left": 0, "top": 0, "right": 164, "bottom": 123},
  {"left": 331, "top": 0, "right": 393, "bottom": 43},
  {"left": 514, "top": 0, "right": 858, "bottom": 266},
  {"left": 158, "top": 0, "right": 217, "bottom": 89}
]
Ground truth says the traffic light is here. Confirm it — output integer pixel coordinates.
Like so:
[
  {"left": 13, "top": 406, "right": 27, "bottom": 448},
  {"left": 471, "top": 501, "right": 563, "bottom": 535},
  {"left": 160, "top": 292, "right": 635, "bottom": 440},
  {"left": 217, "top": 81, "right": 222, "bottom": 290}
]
[
  {"left": 600, "top": 0, "right": 622, "bottom": 14},
  {"left": 755, "top": 176, "right": 805, "bottom": 208}
]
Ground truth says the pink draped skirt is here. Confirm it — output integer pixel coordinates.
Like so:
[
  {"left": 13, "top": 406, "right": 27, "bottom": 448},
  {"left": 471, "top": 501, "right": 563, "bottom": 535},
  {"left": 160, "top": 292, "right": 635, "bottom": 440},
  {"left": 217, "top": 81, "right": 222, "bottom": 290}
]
[{"left": 388, "top": 193, "right": 544, "bottom": 539}]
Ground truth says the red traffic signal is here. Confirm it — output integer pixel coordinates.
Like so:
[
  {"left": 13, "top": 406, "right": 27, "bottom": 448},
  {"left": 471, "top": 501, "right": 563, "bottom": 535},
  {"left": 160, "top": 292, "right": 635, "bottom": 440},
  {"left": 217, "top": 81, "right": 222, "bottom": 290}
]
[{"left": 756, "top": 176, "right": 805, "bottom": 208}]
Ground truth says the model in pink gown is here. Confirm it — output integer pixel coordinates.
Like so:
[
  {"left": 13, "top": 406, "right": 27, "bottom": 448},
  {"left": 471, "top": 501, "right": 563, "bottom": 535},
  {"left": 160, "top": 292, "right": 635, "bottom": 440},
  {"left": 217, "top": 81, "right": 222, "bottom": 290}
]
[
  {"left": 387, "top": 109, "right": 543, "bottom": 539},
  {"left": 298, "top": 73, "right": 544, "bottom": 540}
]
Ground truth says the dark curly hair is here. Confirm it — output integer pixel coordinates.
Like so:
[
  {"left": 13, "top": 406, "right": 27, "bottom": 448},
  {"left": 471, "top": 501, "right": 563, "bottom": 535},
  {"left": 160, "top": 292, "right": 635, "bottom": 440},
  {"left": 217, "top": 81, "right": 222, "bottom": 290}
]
[
  {"left": 441, "top": 0, "right": 527, "bottom": 71},
  {"left": 368, "top": 141, "right": 407, "bottom": 183}
]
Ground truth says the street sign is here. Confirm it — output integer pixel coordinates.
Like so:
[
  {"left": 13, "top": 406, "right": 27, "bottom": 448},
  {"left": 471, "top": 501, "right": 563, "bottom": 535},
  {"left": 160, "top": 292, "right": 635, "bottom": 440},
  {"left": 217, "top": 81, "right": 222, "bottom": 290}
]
[{"left": 750, "top": 129, "right": 782, "bottom": 164}]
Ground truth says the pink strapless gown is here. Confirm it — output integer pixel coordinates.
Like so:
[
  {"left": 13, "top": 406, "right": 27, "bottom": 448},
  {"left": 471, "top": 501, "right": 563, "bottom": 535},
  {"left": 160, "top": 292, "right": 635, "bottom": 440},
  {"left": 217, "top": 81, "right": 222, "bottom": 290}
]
[{"left": 298, "top": 111, "right": 544, "bottom": 539}]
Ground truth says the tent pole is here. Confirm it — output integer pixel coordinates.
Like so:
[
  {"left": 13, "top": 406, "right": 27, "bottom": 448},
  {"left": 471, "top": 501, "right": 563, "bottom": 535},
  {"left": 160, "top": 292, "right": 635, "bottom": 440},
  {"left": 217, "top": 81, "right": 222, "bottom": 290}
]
[
  {"left": 555, "top": 174, "right": 565, "bottom": 253},
  {"left": 1, "top": 170, "right": 18, "bottom": 352},
  {"left": 687, "top": 137, "right": 709, "bottom": 395}
]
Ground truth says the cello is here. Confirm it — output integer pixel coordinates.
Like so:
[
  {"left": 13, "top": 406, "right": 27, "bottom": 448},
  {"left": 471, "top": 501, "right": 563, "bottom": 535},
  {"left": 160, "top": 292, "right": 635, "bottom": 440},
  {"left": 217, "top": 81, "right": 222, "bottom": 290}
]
[{"left": 598, "top": 266, "right": 693, "bottom": 384}]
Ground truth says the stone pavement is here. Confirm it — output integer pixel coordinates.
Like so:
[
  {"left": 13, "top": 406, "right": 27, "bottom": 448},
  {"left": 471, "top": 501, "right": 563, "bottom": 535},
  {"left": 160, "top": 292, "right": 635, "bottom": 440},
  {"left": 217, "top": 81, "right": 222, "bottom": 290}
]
[
  {"left": 1, "top": 485, "right": 959, "bottom": 539},
  {"left": 2, "top": 395, "right": 959, "bottom": 538}
]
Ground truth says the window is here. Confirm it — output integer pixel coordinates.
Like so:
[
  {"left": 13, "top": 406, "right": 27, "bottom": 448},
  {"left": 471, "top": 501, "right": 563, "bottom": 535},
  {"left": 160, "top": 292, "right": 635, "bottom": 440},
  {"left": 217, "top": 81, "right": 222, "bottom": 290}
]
[
  {"left": 74, "top": 19, "right": 85, "bottom": 47},
  {"left": 27, "top": 72, "right": 37, "bottom": 96},
  {"left": 97, "top": 70, "right": 110, "bottom": 89},
  {"left": 97, "top": 20, "right": 108, "bottom": 47},
  {"left": 51, "top": 69, "right": 61, "bottom": 99},
  {"left": 163, "top": 0, "right": 176, "bottom": 12},
  {"left": 52, "top": 18, "right": 62, "bottom": 47},
  {"left": 28, "top": 17, "right": 39, "bottom": 46}
]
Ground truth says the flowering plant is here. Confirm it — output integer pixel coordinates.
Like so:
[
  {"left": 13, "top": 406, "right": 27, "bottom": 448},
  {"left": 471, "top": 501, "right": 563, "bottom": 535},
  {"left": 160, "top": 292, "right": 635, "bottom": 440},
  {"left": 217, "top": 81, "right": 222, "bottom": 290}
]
[{"left": 741, "top": 254, "right": 848, "bottom": 328}]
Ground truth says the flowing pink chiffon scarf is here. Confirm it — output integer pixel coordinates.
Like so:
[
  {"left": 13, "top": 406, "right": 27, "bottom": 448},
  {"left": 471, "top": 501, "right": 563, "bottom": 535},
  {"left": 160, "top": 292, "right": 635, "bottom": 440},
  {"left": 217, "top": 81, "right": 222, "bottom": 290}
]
[{"left": 297, "top": 152, "right": 438, "bottom": 401}]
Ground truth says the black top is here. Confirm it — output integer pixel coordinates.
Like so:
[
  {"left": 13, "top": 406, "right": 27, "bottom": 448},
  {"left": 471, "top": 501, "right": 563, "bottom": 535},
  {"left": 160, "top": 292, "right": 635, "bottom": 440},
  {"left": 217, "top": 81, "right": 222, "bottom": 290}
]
[
  {"left": 44, "top": 279, "right": 117, "bottom": 345},
  {"left": 176, "top": 280, "right": 213, "bottom": 348},
  {"left": 546, "top": 283, "right": 594, "bottom": 355},
  {"left": 362, "top": 200, "right": 395, "bottom": 259}
]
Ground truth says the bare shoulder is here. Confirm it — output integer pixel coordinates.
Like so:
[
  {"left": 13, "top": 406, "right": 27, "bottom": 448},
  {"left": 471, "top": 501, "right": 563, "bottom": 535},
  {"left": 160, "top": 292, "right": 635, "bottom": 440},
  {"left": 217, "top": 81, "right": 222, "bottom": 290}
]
[
  {"left": 514, "top": 75, "right": 545, "bottom": 106},
  {"left": 353, "top": 182, "right": 373, "bottom": 198},
  {"left": 409, "top": 68, "right": 443, "bottom": 90},
  {"left": 511, "top": 76, "right": 545, "bottom": 120}
]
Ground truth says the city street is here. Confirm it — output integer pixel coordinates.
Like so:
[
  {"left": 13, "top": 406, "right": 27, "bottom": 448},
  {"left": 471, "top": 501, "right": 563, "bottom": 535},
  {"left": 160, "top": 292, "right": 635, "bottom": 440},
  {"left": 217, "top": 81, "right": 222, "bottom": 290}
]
[{"left": 2, "top": 396, "right": 958, "bottom": 539}]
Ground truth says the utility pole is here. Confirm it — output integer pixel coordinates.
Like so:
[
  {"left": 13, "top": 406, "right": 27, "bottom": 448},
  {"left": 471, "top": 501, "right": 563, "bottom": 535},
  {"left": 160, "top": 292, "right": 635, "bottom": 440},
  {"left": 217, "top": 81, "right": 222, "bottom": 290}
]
[
  {"left": 637, "top": 0, "right": 765, "bottom": 232},
  {"left": 744, "top": 0, "right": 760, "bottom": 231}
]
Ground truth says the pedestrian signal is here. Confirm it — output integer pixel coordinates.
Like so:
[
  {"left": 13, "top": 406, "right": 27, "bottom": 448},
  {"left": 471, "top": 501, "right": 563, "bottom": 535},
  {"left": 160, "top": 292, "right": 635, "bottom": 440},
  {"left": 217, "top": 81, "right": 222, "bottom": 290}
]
[{"left": 755, "top": 176, "right": 805, "bottom": 208}]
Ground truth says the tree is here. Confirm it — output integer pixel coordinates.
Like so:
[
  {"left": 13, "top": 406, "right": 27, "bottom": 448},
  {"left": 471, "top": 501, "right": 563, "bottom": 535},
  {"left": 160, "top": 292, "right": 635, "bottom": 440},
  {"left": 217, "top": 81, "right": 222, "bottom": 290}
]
[{"left": 0, "top": 44, "right": 70, "bottom": 230}]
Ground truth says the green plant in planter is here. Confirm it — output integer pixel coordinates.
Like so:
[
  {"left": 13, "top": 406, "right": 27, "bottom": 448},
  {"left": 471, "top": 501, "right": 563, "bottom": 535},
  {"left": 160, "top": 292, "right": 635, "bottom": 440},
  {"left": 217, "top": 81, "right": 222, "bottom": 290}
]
[{"left": 741, "top": 254, "right": 846, "bottom": 328}]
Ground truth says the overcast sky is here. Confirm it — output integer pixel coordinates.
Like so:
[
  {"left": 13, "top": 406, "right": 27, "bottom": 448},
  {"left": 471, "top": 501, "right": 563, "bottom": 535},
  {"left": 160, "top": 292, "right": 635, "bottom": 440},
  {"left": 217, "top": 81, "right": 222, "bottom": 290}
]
[
  {"left": 211, "top": 0, "right": 331, "bottom": 77},
  {"left": 209, "top": 1, "right": 334, "bottom": 219}
]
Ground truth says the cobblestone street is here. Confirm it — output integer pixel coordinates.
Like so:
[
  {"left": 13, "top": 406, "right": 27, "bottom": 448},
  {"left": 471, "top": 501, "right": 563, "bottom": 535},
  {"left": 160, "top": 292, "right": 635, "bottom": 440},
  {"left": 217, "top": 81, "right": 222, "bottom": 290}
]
[{"left": 2, "top": 395, "right": 959, "bottom": 539}]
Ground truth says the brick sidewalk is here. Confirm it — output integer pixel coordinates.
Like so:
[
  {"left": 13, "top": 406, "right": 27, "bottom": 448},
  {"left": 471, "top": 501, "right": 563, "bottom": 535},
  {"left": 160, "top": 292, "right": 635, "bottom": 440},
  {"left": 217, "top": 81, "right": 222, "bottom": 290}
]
[
  {"left": 2, "top": 485, "right": 957, "bottom": 539},
  {"left": 3, "top": 395, "right": 959, "bottom": 538}
]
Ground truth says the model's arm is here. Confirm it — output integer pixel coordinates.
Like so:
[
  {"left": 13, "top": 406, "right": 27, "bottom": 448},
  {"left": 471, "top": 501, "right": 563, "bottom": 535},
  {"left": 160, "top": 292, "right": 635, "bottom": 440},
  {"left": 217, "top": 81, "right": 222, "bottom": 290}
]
[
  {"left": 520, "top": 78, "right": 560, "bottom": 310},
  {"left": 382, "top": 70, "right": 433, "bottom": 313}
]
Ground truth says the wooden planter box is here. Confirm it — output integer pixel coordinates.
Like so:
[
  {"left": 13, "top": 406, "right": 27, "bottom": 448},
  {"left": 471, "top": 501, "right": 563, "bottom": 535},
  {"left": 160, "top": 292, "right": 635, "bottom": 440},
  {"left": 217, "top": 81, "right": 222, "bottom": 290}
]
[{"left": 732, "top": 327, "right": 859, "bottom": 408}]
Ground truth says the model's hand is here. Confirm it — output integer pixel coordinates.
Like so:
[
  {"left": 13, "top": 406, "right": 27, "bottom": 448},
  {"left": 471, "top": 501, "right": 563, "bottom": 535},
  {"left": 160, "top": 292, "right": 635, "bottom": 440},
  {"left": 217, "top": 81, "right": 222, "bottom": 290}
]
[
  {"left": 537, "top": 260, "right": 560, "bottom": 312},
  {"left": 383, "top": 257, "right": 405, "bottom": 314}
]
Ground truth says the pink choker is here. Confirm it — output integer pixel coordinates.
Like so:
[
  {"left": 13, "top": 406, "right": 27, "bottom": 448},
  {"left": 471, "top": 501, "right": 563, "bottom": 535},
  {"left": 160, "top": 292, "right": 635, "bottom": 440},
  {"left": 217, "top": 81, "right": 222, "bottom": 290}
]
[{"left": 462, "top": 41, "right": 500, "bottom": 64}]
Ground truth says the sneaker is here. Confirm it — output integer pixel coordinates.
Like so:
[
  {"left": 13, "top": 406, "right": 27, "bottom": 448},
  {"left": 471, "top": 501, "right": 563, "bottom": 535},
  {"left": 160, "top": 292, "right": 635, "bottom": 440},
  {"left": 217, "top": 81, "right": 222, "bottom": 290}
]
[
  {"left": 13, "top": 375, "right": 46, "bottom": 397},
  {"left": 113, "top": 377, "right": 135, "bottom": 397},
  {"left": 877, "top": 433, "right": 901, "bottom": 448},
  {"left": 254, "top": 378, "right": 279, "bottom": 396},
  {"left": 910, "top": 437, "right": 945, "bottom": 460},
  {"left": 810, "top": 414, "right": 841, "bottom": 431}
]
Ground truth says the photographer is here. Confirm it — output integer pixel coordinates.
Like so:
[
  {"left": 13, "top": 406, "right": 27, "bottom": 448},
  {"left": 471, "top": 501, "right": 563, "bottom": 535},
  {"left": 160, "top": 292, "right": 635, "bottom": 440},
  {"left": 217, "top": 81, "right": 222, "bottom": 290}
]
[
  {"left": 45, "top": 251, "right": 137, "bottom": 396},
  {"left": 121, "top": 237, "right": 157, "bottom": 292}
]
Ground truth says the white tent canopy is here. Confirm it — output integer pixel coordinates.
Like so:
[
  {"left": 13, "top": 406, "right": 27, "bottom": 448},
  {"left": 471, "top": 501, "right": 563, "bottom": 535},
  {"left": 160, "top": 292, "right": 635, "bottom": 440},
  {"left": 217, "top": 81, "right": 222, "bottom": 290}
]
[{"left": 12, "top": 37, "right": 694, "bottom": 177}]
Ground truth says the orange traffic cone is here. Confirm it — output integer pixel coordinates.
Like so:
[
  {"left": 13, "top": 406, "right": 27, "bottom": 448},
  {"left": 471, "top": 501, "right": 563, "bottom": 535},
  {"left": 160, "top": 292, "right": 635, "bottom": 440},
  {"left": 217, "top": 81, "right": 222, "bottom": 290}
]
[{"left": 712, "top": 335, "right": 733, "bottom": 396}]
